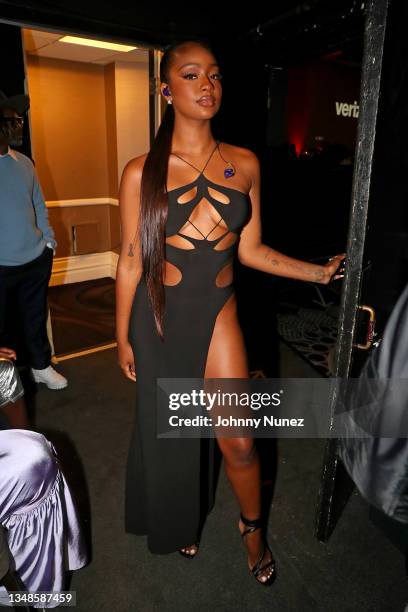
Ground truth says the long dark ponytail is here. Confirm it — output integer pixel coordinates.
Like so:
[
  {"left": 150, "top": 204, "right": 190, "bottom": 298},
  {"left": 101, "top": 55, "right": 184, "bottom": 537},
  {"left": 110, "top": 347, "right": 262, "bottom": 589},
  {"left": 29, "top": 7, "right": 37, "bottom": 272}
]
[{"left": 139, "top": 38, "right": 216, "bottom": 340}]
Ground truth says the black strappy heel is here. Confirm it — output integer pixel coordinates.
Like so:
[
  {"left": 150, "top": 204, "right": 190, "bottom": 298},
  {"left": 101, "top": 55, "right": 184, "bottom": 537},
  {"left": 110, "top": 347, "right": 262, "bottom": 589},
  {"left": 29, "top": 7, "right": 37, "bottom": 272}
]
[
  {"left": 178, "top": 541, "right": 200, "bottom": 559},
  {"left": 239, "top": 514, "right": 276, "bottom": 586}
]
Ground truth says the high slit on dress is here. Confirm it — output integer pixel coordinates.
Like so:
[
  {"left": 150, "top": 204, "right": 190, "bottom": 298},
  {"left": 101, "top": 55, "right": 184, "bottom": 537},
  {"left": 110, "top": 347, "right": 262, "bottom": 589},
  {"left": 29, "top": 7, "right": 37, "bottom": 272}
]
[{"left": 125, "top": 143, "right": 251, "bottom": 553}]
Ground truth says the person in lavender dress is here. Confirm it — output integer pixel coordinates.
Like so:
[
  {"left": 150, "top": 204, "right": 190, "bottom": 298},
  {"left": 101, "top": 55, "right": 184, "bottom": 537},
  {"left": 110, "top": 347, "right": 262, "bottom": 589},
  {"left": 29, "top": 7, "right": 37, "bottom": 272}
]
[{"left": 0, "top": 348, "right": 88, "bottom": 608}]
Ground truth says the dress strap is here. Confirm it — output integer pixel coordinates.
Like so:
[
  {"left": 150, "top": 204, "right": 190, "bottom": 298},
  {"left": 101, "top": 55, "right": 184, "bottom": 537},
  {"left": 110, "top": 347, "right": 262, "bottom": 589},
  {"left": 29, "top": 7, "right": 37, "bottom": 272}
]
[
  {"left": 171, "top": 140, "right": 220, "bottom": 176},
  {"left": 187, "top": 215, "right": 223, "bottom": 240}
]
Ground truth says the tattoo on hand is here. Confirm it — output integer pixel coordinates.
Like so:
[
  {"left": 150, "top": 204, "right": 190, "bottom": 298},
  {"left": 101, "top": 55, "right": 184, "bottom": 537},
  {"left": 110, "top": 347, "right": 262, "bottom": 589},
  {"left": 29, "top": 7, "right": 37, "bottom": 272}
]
[
  {"left": 128, "top": 243, "right": 134, "bottom": 257},
  {"left": 315, "top": 269, "right": 325, "bottom": 281}
]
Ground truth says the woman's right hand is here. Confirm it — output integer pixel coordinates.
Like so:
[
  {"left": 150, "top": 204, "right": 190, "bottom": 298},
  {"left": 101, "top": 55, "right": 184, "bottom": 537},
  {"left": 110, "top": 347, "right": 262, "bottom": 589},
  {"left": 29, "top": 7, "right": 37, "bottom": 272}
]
[{"left": 118, "top": 341, "right": 136, "bottom": 381}]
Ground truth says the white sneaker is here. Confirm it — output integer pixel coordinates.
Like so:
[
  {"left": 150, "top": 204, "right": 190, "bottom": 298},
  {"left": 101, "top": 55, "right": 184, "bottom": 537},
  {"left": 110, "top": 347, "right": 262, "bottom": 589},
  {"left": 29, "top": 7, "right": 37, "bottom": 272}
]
[{"left": 31, "top": 365, "right": 68, "bottom": 390}]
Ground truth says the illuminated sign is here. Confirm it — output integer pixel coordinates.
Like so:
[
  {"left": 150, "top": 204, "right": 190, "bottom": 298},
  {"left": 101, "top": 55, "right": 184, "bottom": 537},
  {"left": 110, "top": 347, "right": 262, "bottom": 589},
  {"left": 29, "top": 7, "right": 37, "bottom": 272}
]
[{"left": 335, "top": 101, "right": 359, "bottom": 118}]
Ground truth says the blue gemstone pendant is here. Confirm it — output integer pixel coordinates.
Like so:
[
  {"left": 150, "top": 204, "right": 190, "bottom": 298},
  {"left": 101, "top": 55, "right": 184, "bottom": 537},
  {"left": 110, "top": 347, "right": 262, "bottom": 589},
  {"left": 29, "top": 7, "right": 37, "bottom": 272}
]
[{"left": 224, "top": 163, "right": 235, "bottom": 178}]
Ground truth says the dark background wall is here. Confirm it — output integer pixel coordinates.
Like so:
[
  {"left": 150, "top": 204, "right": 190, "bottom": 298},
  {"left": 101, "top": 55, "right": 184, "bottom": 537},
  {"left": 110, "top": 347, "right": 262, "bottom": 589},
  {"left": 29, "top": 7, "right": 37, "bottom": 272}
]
[
  {"left": 286, "top": 57, "right": 360, "bottom": 153},
  {"left": 362, "top": 0, "right": 408, "bottom": 331},
  {"left": 0, "top": 23, "right": 31, "bottom": 157}
]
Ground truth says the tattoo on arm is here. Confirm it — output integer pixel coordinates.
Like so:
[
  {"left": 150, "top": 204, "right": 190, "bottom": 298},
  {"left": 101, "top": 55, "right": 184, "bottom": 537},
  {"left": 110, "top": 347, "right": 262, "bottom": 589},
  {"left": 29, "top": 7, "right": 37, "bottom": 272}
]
[
  {"left": 128, "top": 229, "right": 138, "bottom": 258},
  {"left": 263, "top": 251, "right": 280, "bottom": 267},
  {"left": 263, "top": 246, "right": 326, "bottom": 282}
]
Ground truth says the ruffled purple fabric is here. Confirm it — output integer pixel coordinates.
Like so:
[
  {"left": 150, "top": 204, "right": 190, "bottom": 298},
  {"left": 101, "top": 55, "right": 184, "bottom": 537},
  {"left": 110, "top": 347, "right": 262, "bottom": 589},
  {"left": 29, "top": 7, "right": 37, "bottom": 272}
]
[{"left": 0, "top": 430, "right": 88, "bottom": 608}]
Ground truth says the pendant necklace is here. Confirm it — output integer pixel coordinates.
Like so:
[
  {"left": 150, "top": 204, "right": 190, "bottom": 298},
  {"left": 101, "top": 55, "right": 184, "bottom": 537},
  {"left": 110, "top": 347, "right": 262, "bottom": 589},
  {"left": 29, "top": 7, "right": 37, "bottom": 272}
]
[{"left": 216, "top": 140, "right": 236, "bottom": 178}]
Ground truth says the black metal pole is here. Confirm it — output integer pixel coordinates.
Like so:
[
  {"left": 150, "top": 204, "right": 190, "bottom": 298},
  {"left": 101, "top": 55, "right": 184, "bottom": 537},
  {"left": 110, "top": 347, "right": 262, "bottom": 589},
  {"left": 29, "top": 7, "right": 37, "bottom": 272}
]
[{"left": 315, "top": 0, "right": 389, "bottom": 542}]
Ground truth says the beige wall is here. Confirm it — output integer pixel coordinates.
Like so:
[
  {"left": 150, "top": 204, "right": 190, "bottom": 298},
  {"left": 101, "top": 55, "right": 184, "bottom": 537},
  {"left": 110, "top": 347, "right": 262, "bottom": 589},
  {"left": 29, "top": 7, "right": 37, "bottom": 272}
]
[
  {"left": 115, "top": 61, "right": 150, "bottom": 181},
  {"left": 27, "top": 56, "right": 110, "bottom": 200},
  {"left": 104, "top": 62, "right": 118, "bottom": 197},
  {"left": 26, "top": 55, "right": 150, "bottom": 201},
  {"left": 27, "top": 53, "right": 149, "bottom": 257},
  {"left": 48, "top": 205, "right": 120, "bottom": 257},
  {"left": 25, "top": 54, "right": 149, "bottom": 260}
]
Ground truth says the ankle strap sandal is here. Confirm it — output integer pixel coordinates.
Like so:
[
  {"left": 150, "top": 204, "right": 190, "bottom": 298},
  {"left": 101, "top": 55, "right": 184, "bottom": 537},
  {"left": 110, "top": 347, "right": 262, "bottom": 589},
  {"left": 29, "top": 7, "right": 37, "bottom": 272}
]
[{"left": 240, "top": 513, "right": 276, "bottom": 586}]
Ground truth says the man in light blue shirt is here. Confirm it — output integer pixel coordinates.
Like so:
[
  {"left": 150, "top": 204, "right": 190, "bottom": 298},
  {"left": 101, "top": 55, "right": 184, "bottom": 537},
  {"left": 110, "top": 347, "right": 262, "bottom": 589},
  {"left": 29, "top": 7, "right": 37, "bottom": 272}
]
[{"left": 0, "top": 90, "right": 67, "bottom": 389}]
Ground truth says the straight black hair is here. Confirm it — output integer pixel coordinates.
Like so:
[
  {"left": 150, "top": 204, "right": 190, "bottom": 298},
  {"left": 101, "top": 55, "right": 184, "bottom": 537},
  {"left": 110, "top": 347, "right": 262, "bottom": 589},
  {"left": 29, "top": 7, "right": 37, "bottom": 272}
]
[{"left": 139, "top": 38, "right": 218, "bottom": 339}]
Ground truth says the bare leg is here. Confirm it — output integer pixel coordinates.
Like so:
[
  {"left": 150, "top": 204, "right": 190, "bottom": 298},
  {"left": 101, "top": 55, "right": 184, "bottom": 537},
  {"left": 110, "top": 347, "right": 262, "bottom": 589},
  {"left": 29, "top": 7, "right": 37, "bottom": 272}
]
[{"left": 203, "top": 295, "right": 275, "bottom": 583}]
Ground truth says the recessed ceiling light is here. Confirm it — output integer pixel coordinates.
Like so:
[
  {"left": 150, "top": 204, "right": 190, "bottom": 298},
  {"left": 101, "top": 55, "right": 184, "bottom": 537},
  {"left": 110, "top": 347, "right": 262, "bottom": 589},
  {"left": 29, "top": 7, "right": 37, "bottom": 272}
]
[{"left": 59, "top": 36, "right": 137, "bottom": 52}]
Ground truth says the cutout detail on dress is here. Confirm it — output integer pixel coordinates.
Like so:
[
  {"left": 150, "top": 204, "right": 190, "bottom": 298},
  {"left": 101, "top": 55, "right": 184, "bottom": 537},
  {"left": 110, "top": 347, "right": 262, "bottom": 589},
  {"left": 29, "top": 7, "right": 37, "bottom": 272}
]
[
  {"left": 207, "top": 186, "right": 231, "bottom": 204},
  {"left": 215, "top": 261, "right": 234, "bottom": 288},
  {"left": 166, "top": 235, "right": 195, "bottom": 250},
  {"left": 213, "top": 232, "right": 238, "bottom": 251},
  {"left": 176, "top": 186, "right": 198, "bottom": 205},
  {"left": 163, "top": 261, "right": 183, "bottom": 286},
  {"left": 177, "top": 198, "right": 229, "bottom": 241}
]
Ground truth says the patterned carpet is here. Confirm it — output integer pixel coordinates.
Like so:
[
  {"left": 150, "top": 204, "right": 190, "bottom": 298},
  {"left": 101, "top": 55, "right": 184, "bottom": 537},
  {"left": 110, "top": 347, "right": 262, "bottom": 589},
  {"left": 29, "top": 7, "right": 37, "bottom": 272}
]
[
  {"left": 275, "top": 281, "right": 341, "bottom": 377},
  {"left": 48, "top": 277, "right": 116, "bottom": 356}
]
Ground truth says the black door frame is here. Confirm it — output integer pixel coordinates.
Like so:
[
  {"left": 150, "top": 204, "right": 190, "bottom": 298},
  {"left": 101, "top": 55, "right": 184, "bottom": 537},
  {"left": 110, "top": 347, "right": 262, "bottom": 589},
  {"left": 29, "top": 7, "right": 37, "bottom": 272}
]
[{"left": 315, "top": 0, "right": 389, "bottom": 542}]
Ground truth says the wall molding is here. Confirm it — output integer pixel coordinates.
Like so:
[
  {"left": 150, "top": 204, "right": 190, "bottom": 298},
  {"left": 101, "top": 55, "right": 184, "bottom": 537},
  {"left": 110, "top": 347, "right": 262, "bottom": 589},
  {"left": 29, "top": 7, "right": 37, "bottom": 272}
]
[
  {"left": 50, "top": 251, "right": 119, "bottom": 286},
  {"left": 46, "top": 197, "right": 119, "bottom": 208}
]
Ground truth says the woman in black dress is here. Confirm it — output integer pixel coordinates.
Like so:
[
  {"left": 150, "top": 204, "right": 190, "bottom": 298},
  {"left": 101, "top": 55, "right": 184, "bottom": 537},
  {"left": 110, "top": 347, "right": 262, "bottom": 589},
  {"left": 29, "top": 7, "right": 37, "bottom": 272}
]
[{"left": 116, "top": 39, "right": 344, "bottom": 585}]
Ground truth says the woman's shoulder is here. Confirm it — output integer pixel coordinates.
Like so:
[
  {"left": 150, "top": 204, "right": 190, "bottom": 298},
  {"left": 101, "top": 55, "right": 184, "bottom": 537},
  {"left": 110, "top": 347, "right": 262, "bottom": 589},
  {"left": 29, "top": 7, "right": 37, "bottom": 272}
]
[
  {"left": 120, "top": 153, "right": 150, "bottom": 190},
  {"left": 220, "top": 142, "right": 260, "bottom": 180},
  {"left": 122, "top": 152, "right": 149, "bottom": 175},
  {"left": 220, "top": 142, "right": 259, "bottom": 168}
]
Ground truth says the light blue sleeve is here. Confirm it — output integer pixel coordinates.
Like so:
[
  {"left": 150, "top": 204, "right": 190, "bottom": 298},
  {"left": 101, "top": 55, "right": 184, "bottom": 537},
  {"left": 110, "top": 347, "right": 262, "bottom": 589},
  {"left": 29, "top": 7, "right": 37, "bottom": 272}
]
[{"left": 31, "top": 164, "right": 57, "bottom": 250}]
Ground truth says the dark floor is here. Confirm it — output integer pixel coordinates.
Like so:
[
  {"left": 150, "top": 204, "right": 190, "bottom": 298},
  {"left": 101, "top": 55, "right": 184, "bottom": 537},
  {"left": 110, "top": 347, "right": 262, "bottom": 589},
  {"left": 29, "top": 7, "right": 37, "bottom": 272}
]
[
  {"left": 48, "top": 278, "right": 116, "bottom": 356},
  {"left": 29, "top": 343, "right": 407, "bottom": 612}
]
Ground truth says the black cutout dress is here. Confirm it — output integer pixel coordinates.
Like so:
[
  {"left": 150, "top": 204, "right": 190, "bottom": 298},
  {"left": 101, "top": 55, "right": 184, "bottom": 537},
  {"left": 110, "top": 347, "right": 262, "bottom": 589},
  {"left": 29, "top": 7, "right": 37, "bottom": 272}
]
[{"left": 126, "top": 142, "right": 251, "bottom": 553}]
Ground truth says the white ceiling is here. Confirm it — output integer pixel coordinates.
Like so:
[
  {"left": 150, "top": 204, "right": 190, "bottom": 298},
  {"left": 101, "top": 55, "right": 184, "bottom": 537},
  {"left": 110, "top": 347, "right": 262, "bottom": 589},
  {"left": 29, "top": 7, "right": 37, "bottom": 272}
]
[{"left": 23, "top": 28, "right": 149, "bottom": 65}]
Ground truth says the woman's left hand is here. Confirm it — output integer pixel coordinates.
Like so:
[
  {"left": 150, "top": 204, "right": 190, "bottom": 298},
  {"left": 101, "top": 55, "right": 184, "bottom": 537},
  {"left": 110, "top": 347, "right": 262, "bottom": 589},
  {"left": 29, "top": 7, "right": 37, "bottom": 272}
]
[{"left": 322, "top": 253, "right": 346, "bottom": 284}]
